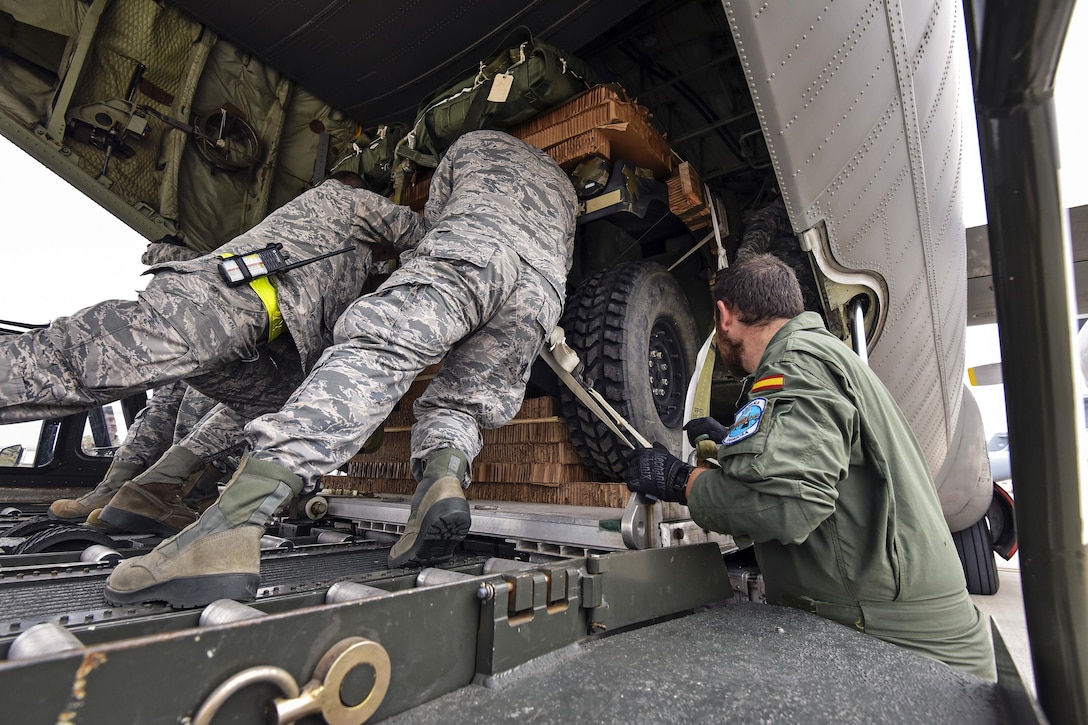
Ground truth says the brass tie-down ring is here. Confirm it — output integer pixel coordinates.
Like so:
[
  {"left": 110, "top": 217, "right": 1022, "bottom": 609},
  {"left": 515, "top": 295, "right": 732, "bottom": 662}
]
[
  {"left": 193, "top": 636, "right": 391, "bottom": 725},
  {"left": 192, "top": 666, "right": 299, "bottom": 725}
]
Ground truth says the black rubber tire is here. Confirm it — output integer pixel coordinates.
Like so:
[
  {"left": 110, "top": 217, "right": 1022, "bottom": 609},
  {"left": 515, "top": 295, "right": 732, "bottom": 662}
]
[
  {"left": 986, "top": 484, "right": 1018, "bottom": 560},
  {"left": 2, "top": 516, "right": 73, "bottom": 539},
  {"left": 559, "top": 261, "right": 700, "bottom": 480},
  {"left": 953, "top": 516, "right": 999, "bottom": 596},
  {"left": 11, "top": 525, "right": 120, "bottom": 554}
]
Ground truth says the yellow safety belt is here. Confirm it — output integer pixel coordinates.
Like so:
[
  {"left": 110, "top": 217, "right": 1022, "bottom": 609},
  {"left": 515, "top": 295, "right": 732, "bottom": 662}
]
[
  {"left": 692, "top": 335, "right": 720, "bottom": 462},
  {"left": 219, "top": 253, "right": 285, "bottom": 343}
]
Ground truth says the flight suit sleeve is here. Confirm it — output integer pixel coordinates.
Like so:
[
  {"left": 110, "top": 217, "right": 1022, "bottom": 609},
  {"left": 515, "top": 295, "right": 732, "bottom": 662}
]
[
  {"left": 352, "top": 188, "right": 428, "bottom": 253},
  {"left": 686, "top": 356, "right": 858, "bottom": 545}
]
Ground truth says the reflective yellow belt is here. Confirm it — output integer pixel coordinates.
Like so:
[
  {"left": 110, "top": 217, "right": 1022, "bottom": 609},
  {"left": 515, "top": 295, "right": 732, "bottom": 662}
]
[{"left": 219, "top": 253, "right": 284, "bottom": 343}]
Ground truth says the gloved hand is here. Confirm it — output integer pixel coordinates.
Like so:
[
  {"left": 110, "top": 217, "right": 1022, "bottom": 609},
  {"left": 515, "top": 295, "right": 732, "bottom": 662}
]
[
  {"left": 623, "top": 442, "right": 694, "bottom": 505},
  {"left": 683, "top": 417, "right": 729, "bottom": 447}
]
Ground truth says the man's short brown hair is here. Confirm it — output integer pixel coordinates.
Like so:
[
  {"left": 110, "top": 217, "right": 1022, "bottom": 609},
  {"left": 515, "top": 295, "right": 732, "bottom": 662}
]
[{"left": 713, "top": 253, "right": 804, "bottom": 326}]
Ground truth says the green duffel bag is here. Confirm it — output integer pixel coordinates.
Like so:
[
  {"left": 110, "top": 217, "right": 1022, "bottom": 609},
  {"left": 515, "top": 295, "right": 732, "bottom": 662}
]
[
  {"left": 331, "top": 123, "right": 408, "bottom": 195},
  {"left": 396, "top": 28, "right": 594, "bottom": 169}
]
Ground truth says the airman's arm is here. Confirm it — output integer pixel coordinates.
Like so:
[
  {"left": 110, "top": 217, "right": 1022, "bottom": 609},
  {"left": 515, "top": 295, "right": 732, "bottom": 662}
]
[{"left": 685, "top": 358, "right": 855, "bottom": 545}]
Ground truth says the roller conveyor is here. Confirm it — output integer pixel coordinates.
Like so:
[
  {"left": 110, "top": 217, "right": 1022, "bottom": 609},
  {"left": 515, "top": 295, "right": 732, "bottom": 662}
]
[{"left": 0, "top": 531, "right": 485, "bottom": 638}]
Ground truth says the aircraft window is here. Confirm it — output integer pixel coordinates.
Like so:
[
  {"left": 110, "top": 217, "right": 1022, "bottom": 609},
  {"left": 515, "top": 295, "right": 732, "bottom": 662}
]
[
  {"left": 80, "top": 401, "right": 131, "bottom": 458},
  {"left": 0, "top": 420, "right": 43, "bottom": 468},
  {"left": 0, "top": 401, "right": 131, "bottom": 468}
]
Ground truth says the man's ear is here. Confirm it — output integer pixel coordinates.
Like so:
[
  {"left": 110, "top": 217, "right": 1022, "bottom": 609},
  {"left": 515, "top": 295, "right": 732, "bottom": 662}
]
[{"left": 715, "top": 300, "right": 733, "bottom": 329}]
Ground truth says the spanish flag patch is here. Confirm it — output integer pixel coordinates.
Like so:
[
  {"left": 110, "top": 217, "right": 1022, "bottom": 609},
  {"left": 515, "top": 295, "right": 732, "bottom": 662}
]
[{"left": 750, "top": 374, "right": 784, "bottom": 393}]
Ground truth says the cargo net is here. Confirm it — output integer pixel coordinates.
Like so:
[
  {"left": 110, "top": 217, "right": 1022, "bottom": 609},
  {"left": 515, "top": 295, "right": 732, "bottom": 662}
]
[{"left": 67, "top": 0, "right": 199, "bottom": 209}]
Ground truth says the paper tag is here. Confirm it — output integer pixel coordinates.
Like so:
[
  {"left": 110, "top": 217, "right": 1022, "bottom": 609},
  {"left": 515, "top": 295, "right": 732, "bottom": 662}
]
[{"left": 487, "top": 73, "right": 514, "bottom": 103}]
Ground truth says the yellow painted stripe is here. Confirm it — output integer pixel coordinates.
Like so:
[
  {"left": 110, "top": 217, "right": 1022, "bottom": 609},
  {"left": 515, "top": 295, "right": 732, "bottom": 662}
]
[{"left": 967, "top": 367, "right": 979, "bottom": 386}]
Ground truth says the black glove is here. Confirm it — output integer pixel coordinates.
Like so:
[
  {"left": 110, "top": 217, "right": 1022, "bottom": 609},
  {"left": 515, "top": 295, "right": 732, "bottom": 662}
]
[
  {"left": 683, "top": 417, "right": 729, "bottom": 447},
  {"left": 623, "top": 442, "right": 693, "bottom": 505}
]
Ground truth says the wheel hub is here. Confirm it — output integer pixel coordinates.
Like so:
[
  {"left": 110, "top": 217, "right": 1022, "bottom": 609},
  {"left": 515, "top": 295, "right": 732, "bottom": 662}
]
[{"left": 648, "top": 318, "right": 688, "bottom": 427}]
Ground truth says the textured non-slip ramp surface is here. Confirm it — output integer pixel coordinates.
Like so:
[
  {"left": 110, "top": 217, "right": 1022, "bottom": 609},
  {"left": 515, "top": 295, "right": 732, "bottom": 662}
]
[{"left": 386, "top": 602, "right": 1000, "bottom": 724}]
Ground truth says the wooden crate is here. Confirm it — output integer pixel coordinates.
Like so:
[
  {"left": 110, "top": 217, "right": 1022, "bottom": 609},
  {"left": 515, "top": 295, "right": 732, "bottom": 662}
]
[
  {"left": 667, "top": 161, "right": 712, "bottom": 229},
  {"left": 332, "top": 383, "right": 626, "bottom": 506},
  {"left": 509, "top": 86, "right": 674, "bottom": 179},
  {"left": 400, "top": 84, "right": 678, "bottom": 209}
]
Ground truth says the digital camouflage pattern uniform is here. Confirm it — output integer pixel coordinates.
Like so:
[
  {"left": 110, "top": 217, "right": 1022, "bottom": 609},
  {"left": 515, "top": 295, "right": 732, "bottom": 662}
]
[
  {"left": 173, "top": 398, "right": 247, "bottom": 461},
  {"left": 0, "top": 178, "right": 380, "bottom": 422},
  {"left": 687, "top": 312, "right": 996, "bottom": 680},
  {"left": 103, "top": 130, "right": 577, "bottom": 605},
  {"left": 246, "top": 130, "right": 577, "bottom": 488},
  {"left": 47, "top": 371, "right": 245, "bottom": 521},
  {"left": 109, "top": 383, "right": 244, "bottom": 468},
  {"left": 110, "top": 381, "right": 190, "bottom": 470}
]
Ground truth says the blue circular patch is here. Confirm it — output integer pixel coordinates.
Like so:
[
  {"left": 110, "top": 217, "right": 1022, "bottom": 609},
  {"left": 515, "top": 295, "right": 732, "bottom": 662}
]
[{"left": 724, "top": 397, "right": 767, "bottom": 445}]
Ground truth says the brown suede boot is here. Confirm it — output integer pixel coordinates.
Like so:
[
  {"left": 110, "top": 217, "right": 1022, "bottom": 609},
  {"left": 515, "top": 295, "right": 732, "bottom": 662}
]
[
  {"left": 105, "top": 526, "right": 263, "bottom": 607},
  {"left": 104, "top": 455, "right": 303, "bottom": 607},
  {"left": 98, "top": 445, "right": 203, "bottom": 536},
  {"left": 98, "top": 481, "right": 198, "bottom": 537},
  {"left": 48, "top": 460, "right": 143, "bottom": 522}
]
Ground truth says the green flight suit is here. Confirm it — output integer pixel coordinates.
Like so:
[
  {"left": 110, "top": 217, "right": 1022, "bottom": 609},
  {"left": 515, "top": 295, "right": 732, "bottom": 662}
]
[{"left": 688, "top": 312, "right": 996, "bottom": 680}]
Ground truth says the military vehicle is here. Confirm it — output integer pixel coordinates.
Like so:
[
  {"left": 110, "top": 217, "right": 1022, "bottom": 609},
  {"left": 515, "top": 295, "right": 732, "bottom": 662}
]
[{"left": 0, "top": 0, "right": 1082, "bottom": 722}]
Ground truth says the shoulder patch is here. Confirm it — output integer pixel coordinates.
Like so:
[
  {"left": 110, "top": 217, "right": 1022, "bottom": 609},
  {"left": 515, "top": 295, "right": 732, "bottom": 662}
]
[
  {"left": 724, "top": 397, "right": 768, "bottom": 444},
  {"left": 750, "top": 374, "right": 784, "bottom": 393}
]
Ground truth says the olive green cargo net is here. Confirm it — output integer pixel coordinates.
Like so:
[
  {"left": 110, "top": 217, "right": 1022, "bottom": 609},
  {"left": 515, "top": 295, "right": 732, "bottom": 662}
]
[{"left": 394, "top": 28, "right": 595, "bottom": 174}]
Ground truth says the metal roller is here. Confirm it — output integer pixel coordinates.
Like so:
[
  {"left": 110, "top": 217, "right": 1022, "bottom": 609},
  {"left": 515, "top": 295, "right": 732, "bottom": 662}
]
[
  {"left": 259, "top": 535, "right": 294, "bottom": 551},
  {"left": 315, "top": 529, "right": 354, "bottom": 544},
  {"left": 8, "top": 623, "right": 83, "bottom": 660},
  {"left": 482, "top": 558, "right": 536, "bottom": 574},
  {"left": 80, "top": 544, "right": 122, "bottom": 565},
  {"left": 199, "top": 599, "right": 265, "bottom": 626},
  {"left": 303, "top": 495, "right": 329, "bottom": 520},
  {"left": 416, "top": 568, "right": 478, "bottom": 587},
  {"left": 325, "top": 581, "right": 389, "bottom": 604}
]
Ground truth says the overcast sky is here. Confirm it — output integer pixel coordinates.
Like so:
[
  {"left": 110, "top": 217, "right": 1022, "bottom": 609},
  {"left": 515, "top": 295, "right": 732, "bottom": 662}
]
[{"left": 1, "top": 5, "right": 1086, "bottom": 441}]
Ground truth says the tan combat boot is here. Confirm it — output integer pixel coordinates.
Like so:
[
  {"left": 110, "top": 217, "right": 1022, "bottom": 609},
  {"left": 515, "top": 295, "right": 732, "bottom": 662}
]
[
  {"left": 387, "top": 449, "right": 472, "bottom": 568},
  {"left": 104, "top": 455, "right": 303, "bottom": 607},
  {"left": 48, "top": 459, "right": 143, "bottom": 522},
  {"left": 98, "top": 445, "right": 203, "bottom": 536}
]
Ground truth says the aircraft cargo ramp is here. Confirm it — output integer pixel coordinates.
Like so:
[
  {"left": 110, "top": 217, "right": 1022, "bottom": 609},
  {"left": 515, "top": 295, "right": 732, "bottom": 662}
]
[{"left": 0, "top": 507, "right": 1041, "bottom": 724}]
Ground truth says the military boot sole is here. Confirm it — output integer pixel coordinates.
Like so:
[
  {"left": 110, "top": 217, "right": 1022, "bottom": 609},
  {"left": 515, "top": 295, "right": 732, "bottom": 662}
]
[
  {"left": 98, "top": 505, "right": 195, "bottom": 538},
  {"left": 387, "top": 496, "right": 471, "bottom": 568},
  {"left": 47, "top": 510, "right": 90, "bottom": 523},
  {"left": 104, "top": 574, "right": 259, "bottom": 609}
]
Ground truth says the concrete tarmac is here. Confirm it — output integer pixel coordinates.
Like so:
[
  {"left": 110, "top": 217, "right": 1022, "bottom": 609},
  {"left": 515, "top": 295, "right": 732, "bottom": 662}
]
[{"left": 971, "top": 555, "right": 1034, "bottom": 693}]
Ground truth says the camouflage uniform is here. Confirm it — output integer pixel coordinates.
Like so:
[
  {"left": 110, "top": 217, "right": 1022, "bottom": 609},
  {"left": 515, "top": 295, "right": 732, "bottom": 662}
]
[
  {"left": 110, "top": 247, "right": 211, "bottom": 468},
  {"left": 112, "top": 383, "right": 245, "bottom": 466},
  {"left": 174, "top": 397, "right": 248, "bottom": 462},
  {"left": 110, "top": 381, "right": 190, "bottom": 470},
  {"left": 103, "top": 131, "right": 577, "bottom": 605},
  {"left": 247, "top": 130, "right": 577, "bottom": 487},
  {"left": 0, "top": 178, "right": 382, "bottom": 422},
  {"left": 140, "top": 240, "right": 202, "bottom": 266}
]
